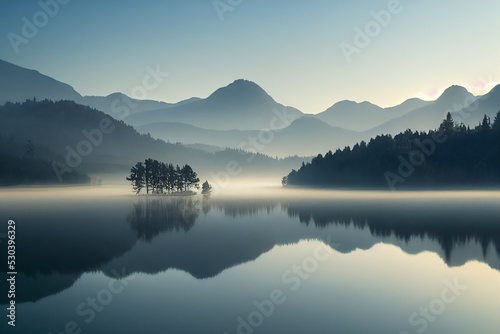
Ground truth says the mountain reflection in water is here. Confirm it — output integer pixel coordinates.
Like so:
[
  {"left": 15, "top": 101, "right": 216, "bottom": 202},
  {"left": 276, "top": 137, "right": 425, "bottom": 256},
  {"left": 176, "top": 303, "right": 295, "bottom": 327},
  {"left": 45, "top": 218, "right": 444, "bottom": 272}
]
[{"left": 1, "top": 190, "right": 499, "bottom": 305}]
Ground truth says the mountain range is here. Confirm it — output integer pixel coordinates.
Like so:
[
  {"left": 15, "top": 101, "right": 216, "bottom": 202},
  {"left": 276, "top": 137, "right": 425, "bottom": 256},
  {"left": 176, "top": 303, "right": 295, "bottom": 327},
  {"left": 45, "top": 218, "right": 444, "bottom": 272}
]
[
  {"left": 0, "top": 99, "right": 306, "bottom": 184},
  {"left": 125, "top": 79, "right": 304, "bottom": 130},
  {"left": 1, "top": 59, "right": 499, "bottom": 158},
  {"left": 137, "top": 117, "right": 356, "bottom": 157},
  {"left": 0, "top": 59, "right": 199, "bottom": 116},
  {"left": 366, "top": 85, "right": 478, "bottom": 137},
  {"left": 315, "top": 98, "right": 431, "bottom": 131}
]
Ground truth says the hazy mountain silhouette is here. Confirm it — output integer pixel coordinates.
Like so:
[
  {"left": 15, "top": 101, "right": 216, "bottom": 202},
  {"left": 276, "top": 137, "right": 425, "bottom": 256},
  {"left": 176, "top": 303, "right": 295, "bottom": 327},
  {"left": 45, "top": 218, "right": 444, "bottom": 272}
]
[
  {"left": 79, "top": 93, "right": 200, "bottom": 116},
  {"left": 273, "top": 117, "right": 358, "bottom": 156},
  {"left": 137, "top": 121, "right": 252, "bottom": 148},
  {"left": 138, "top": 117, "right": 359, "bottom": 157},
  {"left": 0, "top": 100, "right": 306, "bottom": 181},
  {"left": 0, "top": 99, "right": 183, "bottom": 174},
  {"left": 451, "top": 84, "right": 500, "bottom": 127},
  {"left": 436, "top": 85, "right": 475, "bottom": 105},
  {"left": 0, "top": 59, "right": 82, "bottom": 104},
  {"left": 125, "top": 79, "right": 304, "bottom": 130},
  {"left": 316, "top": 100, "right": 384, "bottom": 131},
  {"left": 184, "top": 143, "right": 225, "bottom": 153},
  {"left": 131, "top": 83, "right": 490, "bottom": 156},
  {"left": 3, "top": 59, "right": 499, "bottom": 159},
  {"left": 384, "top": 97, "right": 431, "bottom": 114},
  {"left": 367, "top": 86, "right": 476, "bottom": 136},
  {"left": 316, "top": 98, "right": 430, "bottom": 131},
  {"left": 0, "top": 59, "right": 199, "bottom": 117}
]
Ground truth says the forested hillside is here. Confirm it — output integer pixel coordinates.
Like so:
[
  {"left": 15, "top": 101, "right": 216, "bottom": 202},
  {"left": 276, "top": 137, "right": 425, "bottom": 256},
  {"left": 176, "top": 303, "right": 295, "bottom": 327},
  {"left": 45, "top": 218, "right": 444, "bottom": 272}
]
[
  {"left": 0, "top": 99, "right": 307, "bottom": 184},
  {"left": 286, "top": 112, "right": 500, "bottom": 189},
  {"left": 0, "top": 134, "right": 89, "bottom": 185}
]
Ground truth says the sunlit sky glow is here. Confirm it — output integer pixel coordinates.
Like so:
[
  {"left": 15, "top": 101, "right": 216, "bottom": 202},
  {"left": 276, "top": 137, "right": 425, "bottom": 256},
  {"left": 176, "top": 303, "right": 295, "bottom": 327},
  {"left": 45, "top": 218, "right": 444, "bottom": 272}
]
[
  {"left": 1, "top": 0, "right": 500, "bottom": 114},
  {"left": 413, "top": 81, "right": 500, "bottom": 101},
  {"left": 466, "top": 81, "right": 500, "bottom": 96}
]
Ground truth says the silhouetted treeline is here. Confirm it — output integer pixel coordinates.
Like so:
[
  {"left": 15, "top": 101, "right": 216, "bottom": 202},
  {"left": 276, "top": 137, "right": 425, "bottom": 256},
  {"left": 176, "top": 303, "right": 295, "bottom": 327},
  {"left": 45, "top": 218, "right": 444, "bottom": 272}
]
[
  {"left": 127, "top": 159, "right": 200, "bottom": 194},
  {"left": 287, "top": 112, "right": 500, "bottom": 188}
]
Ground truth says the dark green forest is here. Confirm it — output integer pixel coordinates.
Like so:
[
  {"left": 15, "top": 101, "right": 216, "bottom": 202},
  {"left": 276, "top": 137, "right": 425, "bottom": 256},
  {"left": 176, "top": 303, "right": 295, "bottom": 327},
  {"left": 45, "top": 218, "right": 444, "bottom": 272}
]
[{"left": 286, "top": 112, "right": 500, "bottom": 189}]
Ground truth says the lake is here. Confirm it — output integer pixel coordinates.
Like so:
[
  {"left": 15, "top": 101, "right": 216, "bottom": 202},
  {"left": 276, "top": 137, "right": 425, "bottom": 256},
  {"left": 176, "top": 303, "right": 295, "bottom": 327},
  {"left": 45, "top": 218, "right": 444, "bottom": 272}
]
[{"left": 1, "top": 187, "right": 500, "bottom": 334}]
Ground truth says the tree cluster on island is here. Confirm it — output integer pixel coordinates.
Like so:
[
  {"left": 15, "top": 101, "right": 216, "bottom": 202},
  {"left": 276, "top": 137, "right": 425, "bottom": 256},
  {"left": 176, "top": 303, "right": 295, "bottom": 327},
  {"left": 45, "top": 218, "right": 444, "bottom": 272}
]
[
  {"left": 127, "top": 159, "right": 201, "bottom": 195},
  {"left": 286, "top": 111, "right": 500, "bottom": 189}
]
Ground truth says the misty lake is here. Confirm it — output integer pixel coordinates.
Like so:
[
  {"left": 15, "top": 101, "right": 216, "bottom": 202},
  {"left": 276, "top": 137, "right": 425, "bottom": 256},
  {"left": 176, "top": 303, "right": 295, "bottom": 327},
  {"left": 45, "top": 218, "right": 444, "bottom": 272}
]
[{"left": 1, "top": 187, "right": 500, "bottom": 334}]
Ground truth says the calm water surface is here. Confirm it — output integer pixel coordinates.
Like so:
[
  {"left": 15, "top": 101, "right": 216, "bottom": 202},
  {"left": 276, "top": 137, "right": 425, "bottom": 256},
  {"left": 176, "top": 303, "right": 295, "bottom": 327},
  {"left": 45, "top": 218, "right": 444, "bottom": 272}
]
[{"left": 1, "top": 187, "right": 500, "bottom": 334}]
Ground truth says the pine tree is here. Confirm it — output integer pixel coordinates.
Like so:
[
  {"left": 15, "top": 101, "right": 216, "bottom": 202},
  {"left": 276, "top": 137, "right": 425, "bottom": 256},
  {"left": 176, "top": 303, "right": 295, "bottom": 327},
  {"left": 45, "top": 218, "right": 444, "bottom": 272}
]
[
  {"left": 126, "top": 162, "right": 146, "bottom": 194},
  {"left": 24, "top": 140, "right": 34, "bottom": 159},
  {"left": 159, "top": 162, "right": 169, "bottom": 194},
  {"left": 144, "top": 158, "right": 153, "bottom": 194},
  {"left": 479, "top": 115, "right": 491, "bottom": 132},
  {"left": 440, "top": 112, "right": 455, "bottom": 133},
  {"left": 282, "top": 176, "right": 288, "bottom": 186},
  {"left": 201, "top": 181, "right": 212, "bottom": 194},
  {"left": 175, "top": 165, "right": 183, "bottom": 192},
  {"left": 182, "top": 164, "right": 200, "bottom": 191},
  {"left": 167, "top": 163, "right": 176, "bottom": 193},
  {"left": 150, "top": 159, "right": 161, "bottom": 193},
  {"left": 493, "top": 111, "right": 500, "bottom": 133}
]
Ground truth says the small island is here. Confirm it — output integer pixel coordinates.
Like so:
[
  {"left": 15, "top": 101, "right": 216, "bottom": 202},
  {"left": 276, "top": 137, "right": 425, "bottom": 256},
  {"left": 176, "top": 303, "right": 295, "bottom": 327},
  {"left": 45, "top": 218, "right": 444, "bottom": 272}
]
[{"left": 126, "top": 158, "right": 202, "bottom": 195}]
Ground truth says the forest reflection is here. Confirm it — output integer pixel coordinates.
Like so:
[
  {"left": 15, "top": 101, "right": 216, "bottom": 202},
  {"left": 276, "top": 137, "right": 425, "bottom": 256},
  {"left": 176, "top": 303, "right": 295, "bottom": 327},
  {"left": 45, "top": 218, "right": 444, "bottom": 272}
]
[
  {"left": 127, "top": 195, "right": 500, "bottom": 260},
  {"left": 4, "top": 193, "right": 500, "bottom": 304}
]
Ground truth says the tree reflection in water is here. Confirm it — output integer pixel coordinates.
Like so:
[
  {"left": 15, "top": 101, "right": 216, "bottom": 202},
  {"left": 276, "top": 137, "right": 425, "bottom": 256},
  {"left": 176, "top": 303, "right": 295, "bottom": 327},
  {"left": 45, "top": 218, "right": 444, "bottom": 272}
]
[{"left": 128, "top": 197, "right": 200, "bottom": 242}]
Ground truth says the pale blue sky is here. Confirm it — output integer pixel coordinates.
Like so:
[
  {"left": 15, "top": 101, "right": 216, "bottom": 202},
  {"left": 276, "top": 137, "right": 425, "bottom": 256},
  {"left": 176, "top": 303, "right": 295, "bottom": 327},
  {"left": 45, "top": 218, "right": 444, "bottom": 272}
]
[{"left": 1, "top": 0, "right": 499, "bottom": 113}]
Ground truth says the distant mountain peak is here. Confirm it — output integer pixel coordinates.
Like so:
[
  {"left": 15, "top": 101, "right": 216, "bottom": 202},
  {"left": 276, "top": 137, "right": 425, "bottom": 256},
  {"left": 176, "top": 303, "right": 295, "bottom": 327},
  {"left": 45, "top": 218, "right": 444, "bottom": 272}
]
[
  {"left": 207, "top": 79, "right": 274, "bottom": 104},
  {"left": 106, "top": 92, "right": 126, "bottom": 98},
  {"left": 437, "top": 85, "right": 472, "bottom": 102},
  {"left": 332, "top": 100, "right": 358, "bottom": 107},
  {"left": 342, "top": 99, "right": 379, "bottom": 107},
  {"left": 0, "top": 59, "right": 81, "bottom": 105},
  {"left": 444, "top": 84, "right": 468, "bottom": 93},
  {"left": 322, "top": 99, "right": 382, "bottom": 115},
  {"left": 231, "top": 78, "right": 258, "bottom": 86},
  {"left": 289, "top": 116, "right": 332, "bottom": 129},
  {"left": 402, "top": 97, "right": 425, "bottom": 103}
]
